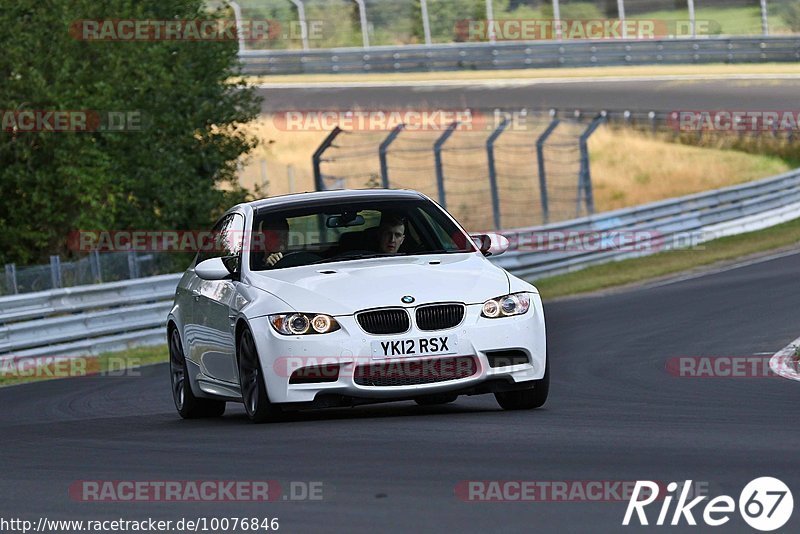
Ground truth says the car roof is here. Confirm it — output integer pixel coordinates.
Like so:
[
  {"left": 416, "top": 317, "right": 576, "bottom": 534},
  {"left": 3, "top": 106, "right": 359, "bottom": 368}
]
[{"left": 248, "top": 188, "right": 428, "bottom": 213}]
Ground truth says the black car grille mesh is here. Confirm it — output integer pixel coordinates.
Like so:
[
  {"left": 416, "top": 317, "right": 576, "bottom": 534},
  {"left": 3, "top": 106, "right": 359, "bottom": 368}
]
[
  {"left": 356, "top": 308, "right": 410, "bottom": 335},
  {"left": 353, "top": 356, "right": 478, "bottom": 387},
  {"left": 415, "top": 304, "right": 465, "bottom": 331}
]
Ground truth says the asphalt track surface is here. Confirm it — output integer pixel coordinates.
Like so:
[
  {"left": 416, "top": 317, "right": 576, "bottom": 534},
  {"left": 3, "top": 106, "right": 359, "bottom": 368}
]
[
  {"left": 2, "top": 250, "right": 799, "bottom": 533},
  {"left": 257, "top": 78, "right": 800, "bottom": 113}
]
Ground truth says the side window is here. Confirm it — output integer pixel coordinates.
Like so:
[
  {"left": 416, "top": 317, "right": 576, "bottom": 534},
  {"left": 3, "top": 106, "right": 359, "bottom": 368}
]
[{"left": 196, "top": 213, "right": 245, "bottom": 272}]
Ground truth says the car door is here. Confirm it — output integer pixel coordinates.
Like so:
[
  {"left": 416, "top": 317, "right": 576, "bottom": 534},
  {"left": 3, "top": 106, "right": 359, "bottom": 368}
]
[{"left": 189, "top": 212, "right": 245, "bottom": 384}]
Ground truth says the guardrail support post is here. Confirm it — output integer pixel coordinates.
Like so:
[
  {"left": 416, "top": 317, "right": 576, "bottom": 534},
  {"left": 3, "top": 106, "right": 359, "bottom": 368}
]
[
  {"left": 536, "top": 118, "right": 560, "bottom": 225},
  {"left": 433, "top": 122, "right": 459, "bottom": 208},
  {"left": 379, "top": 124, "right": 405, "bottom": 189},
  {"left": 4, "top": 263, "right": 18, "bottom": 295},
  {"left": 486, "top": 118, "right": 509, "bottom": 230},
  {"left": 312, "top": 126, "right": 343, "bottom": 191},
  {"left": 578, "top": 114, "right": 606, "bottom": 216},
  {"left": 49, "top": 255, "right": 62, "bottom": 289}
]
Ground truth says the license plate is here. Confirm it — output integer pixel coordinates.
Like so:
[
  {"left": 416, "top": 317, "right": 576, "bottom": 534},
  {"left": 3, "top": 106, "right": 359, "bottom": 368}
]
[{"left": 371, "top": 335, "right": 457, "bottom": 359}]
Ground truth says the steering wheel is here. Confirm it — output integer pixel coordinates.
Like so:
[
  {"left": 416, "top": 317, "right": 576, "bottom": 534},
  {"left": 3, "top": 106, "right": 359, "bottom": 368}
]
[{"left": 270, "top": 251, "right": 322, "bottom": 268}]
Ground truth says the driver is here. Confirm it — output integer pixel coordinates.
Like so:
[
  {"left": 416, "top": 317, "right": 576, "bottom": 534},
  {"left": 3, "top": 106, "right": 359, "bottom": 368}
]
[
  {"left": 377, "top": 213, "right": 406, "bottom": 254},
  {"left": 257, "top": 218, "right": 289, "bottom": 268}
]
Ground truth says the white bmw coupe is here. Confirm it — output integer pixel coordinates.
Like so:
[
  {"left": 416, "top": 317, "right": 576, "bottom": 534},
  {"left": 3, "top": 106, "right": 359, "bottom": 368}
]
[{"left": 167, "top": 189, "right": 548, "bottom": 422}]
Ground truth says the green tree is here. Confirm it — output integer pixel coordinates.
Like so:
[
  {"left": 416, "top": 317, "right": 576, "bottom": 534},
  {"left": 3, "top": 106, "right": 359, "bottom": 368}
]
[{"left": 0, "top": 0, "right": 260, "bottom": 265}]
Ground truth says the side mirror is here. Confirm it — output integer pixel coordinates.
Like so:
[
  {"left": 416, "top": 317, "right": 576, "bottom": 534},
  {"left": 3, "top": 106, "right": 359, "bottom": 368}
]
[
  {"left": 195, "top": 257, "right": 233, "bottom": 280},
  {"left": 471, "top": 233, "right": 510, "bottom": 257}
]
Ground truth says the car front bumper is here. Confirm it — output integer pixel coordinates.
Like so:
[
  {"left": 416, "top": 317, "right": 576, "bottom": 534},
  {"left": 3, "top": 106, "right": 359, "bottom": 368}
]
[{"left": 251, "top": 295, "right": 546, "bottom": 405}]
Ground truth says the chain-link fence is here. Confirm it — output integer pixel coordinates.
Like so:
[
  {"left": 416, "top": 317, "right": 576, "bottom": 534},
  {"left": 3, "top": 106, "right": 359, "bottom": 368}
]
[
  {"left": 312, "top": 111, "right": 605, "bottom": 233},
  {"left": 2, "top": 251, "right": 187, "bottom": 296},
  {"left": 236, "top": 0, "right": 797, "bottom": 50}
]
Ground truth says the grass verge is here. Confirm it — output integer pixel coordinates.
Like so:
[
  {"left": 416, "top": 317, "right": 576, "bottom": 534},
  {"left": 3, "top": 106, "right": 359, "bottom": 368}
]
[
  {"left": 242, "top": 63, "right": 800, "bottom": 85},
  {"left": 533, "top": 216, "right": 800, "bottom": 300},
  {"left": 0, "top": 344, "right": 168, "bottom": 388}
]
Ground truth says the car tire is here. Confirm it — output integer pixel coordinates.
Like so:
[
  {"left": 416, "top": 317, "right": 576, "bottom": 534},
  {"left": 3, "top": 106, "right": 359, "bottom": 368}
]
[
  {"left": 238, "top": 327, "right": 283, "bottom": 423},
  {"left": 414, "top": 393, "right": 458, "bottom": 406},
  {"left": 494, "top": 354, "right": 549, "bottom": 411},
  {"left": 169, "top": 327, "right": 226, "bottom": 419}
]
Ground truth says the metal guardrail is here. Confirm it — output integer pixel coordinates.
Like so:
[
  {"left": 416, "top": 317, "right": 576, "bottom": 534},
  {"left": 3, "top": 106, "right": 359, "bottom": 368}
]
[
  {"left": 239, "top": 36, "right": 800, "bottom": 75},
  {"left": 2, "top": 167, "right": 800, "bottom": 360}
]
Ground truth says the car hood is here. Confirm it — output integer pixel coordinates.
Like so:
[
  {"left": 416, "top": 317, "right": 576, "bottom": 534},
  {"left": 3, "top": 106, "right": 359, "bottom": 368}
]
[{"left": 247, "top": 252, "right": 510, "bottom": 316}]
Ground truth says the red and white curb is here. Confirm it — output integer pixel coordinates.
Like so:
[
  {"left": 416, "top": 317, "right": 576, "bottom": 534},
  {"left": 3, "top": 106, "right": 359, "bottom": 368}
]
[{"left": 769, "top": 335, "right": 800, "bottom": 381}]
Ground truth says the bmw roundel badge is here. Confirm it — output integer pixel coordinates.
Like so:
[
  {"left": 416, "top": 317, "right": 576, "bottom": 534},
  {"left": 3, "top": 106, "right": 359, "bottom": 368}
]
[{"left": 401, "top": 295, "right": 415, "bottom": 304}]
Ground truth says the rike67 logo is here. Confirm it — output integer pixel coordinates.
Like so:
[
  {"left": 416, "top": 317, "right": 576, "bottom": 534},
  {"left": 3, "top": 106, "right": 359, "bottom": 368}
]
[{"left": 623, "top": 477, "right": 793, "bottom": 531}]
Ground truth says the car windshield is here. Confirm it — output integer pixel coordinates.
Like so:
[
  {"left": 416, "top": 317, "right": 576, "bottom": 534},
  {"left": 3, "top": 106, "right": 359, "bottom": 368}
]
[{"left": 249, "top": 197, "right": 477, "bottom": 271}]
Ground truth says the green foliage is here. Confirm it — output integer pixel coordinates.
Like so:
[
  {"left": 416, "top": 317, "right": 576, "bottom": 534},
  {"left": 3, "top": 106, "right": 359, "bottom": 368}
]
[
  {"left": 775, "top": 1, "right": 800, "bottom": 32},
  {"left": 541, "top": 2, "right": 604, "bottom": 20},
  {"left": 0, "top": 0, "right": 260, "bottom": 265}
]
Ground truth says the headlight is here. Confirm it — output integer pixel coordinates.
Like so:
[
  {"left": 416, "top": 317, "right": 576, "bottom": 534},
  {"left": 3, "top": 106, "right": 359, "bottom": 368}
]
[
  {"left": 481, "top": 293, "right": 531, "bottom": 318},
  {"left": 269, "top": 313, "right": 340, "bottom": 335}
]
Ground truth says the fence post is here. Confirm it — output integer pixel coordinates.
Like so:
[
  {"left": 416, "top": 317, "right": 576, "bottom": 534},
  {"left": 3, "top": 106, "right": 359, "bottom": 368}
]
[
  {"left": 49, "top": 255, "right": 62, "bottom": 289},
  {"left": 433, "top": 122, "right": 459, "bottom": 208},
  {"left": 552, "top": 0, "right": 562, "bottom": 40},
  {"left": 312, "top": 126, "right": 343, "bottom": 191},
  {"left": 687, "top": 0, "right": 696, "bottom": 38},
  {"left": 228, "top": 1, "right": 246, "bottom": 55},
  {"left": 4, "top": 263, "right": 18, "bottom": 295},
  {"left": 379, "top": 124, "right": 405, "bottom": 189},
  {"left": 578, "top": 114, "right": 606, "bottom": 216},
  {"left": 89, "top": 249, "right": 102, "bottom": 283},
  {"left": 486, "top": 118, "right": 509, "bottom": 230},
  {"left": 536, "top": 118, "right": 560, "bottom": 224},
  {"left": 420, "top": 0, "right": 432, "bottom": 45},
  {"left": 760, "top": 0, "right": 769, "bottom": 36},
  {"left": 485, "top": 0, "right": 496, "bottom": 42},
  {"left": 617, "top": 0, "right": 627, "bottom": 39},
  {"left": 354, "top": 0, "right": 370, "bottom": 48},
  {"left": 127, "top": 251, "right": 140, "bottom": 279},
  {"left": 289, "top": 0, "right": 310, "bottom": 50}
]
